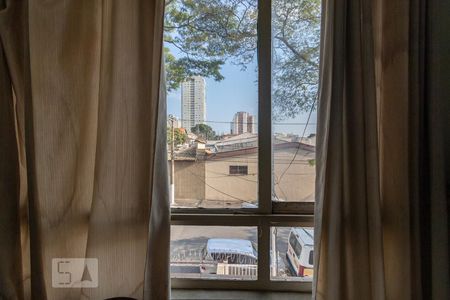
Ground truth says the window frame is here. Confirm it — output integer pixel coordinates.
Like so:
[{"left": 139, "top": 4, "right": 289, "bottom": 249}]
[
  {"left": 170, "top": 0, "right": 316, "bottom": 292},
  {"left": 171, "top": 214, "right": 314, "bottom": 291},
  {"left": 229, "top": 165, "right": 249, "bottom": 176}
]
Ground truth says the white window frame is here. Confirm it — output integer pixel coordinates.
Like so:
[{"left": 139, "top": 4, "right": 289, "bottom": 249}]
[{"left": 170, "top": 0, "right": 316, "bottom": 292}]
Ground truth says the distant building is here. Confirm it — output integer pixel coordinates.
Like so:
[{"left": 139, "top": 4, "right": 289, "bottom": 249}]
[
  {"left": 214, "top": 132, "right": 258, "bottom": 152},
  {"left": 230, "top": 112, "right": 256, "bottom": 135},
  {"left": 274, "top": 132, "right": 316, "bottom": 146},
  {"left": 181, "top": 76, "right": 206, "bottom": 131},
  {"left": 247, "top": 114, "right": 256, "bottom": 133},
  {"left": 304, "top": 134, "right": 316, "bottom": 146},
  {"left": 169, "top": 139, "right": 315, "bottom": 207},
  {"left": 169, "top": 132, "right": 316, "bottom": 206}
]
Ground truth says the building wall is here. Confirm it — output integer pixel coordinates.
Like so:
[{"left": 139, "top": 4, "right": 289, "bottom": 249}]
[
  {"left": 247, "top": 115, "right": 255, "bottom": 134},
  {"left": 172, "top": 160, "right": 205, "bottom": 202},
  {"left": 273, "top": 147, "right": 315, "bottom": 201},
  {"left": 205, "top": 154, "right": 258, "bottom": 204},
  {"left": 173, "top": 146, "right": 315, "bottom": 205},
  {"left": 231, "top": 112, "right": 256, "bottom": 135},
  {"left": 215, "top": 136, "right": 258, "bottom": 152}
]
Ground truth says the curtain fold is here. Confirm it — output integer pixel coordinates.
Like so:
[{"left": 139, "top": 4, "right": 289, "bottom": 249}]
[
  {"left": 374, "top": 1, "right": 415, "bottom": 298},
  {"left": 0, "top": 1, "right": 32, "bottom": 299},
  {"left": 0, "top": 1, "right": 168, "bottom": 299},
  {"left": 315, "top": 0, "right": 449, "bottom": 299},
  {"left": 313, "top": 0, "right": 385, "bottom": 299},
  {"left": 372, "top": 0, "right": 449, "bottom": 298},
  {"left": 0, "top": 17, "right": 24, "bottom": 300}
]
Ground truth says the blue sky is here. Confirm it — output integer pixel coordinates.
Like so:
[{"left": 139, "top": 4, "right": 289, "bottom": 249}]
[
  {"left": 167, "top": 61, "right": 259, "bottom": 135},
  {"left": 166, "top": 49, "right": 317, "bottom": 136}
]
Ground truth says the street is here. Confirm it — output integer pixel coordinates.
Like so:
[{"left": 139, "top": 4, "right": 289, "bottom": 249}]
[{"left": 170, "top": 226, "right": 300, "bottom": 278}]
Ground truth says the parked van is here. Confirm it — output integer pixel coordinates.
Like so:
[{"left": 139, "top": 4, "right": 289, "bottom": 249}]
[
  {"left": 200, "top": 239, "right": 257, "bottom": 274},
  {"left": 286, "top": 228, "right": 314, "bottom": 277}
]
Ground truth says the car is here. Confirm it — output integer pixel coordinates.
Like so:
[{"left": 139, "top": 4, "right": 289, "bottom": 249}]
[
  {"left": 286, "top": 228, "right": 314, "bottom": 277},
  {"left": 200, "top": 238, "right": 258, "bottom": 274}
]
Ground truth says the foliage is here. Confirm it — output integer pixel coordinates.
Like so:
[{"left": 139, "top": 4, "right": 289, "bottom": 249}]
[
  {"left": 191, "top": 124, "right": 217, "bottom": 140},
  {"left": 271, "top": 0, "right": 321, "bottom": 119},
  {"left": 167, "top": 127, "right": 188, "bottom": 146},
  {"left": 164, "top": 0, "right": 321, "bottom": 119}
]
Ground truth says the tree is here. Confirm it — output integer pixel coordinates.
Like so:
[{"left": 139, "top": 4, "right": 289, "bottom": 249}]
[
  {"left": 167, "top": 127, "right": 188, "bottom": 146},
  {"left": 191, "top": 124, "right": 217, "bottom": 140},
  {"left": 164, "top": 0, "right": 321, "bottom": 119}
]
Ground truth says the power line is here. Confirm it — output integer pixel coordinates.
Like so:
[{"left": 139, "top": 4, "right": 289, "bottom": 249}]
[
  {"left": 206, "top": 170, "right": 258, "bottom": 183},
  {"left": 170, "top": 118, "right": 316, "bottom": 126},
  {"left": 207, "top": 174, "right": 258, "bottom": 183},
  {"left": 179, "top": 158, "right": 312, "bottom": 165},
  {"left": 206, "top": 170, "right": 313, "bottom": 178},
  {"left": 185, "top": 169, "right": 255, "bottom": 205},
  {"left": 275, "top": 97, "right": 317, "bottom": 185},
  {"left": 174, "top": 157, "right": 313, "bottom": 204},
  {"left": 170, "top": 112, "right": 317, "bottom": 200}
]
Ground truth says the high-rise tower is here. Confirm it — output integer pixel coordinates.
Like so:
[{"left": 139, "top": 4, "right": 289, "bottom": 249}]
[
  {"left": 181, "top": 76, "right": 206, "bottom": 131},
  {"left": 231, "top": 112, "right": 256, "bottom": 135}
]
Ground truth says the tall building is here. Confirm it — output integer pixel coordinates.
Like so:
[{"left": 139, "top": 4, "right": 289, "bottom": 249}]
[
  {"left": 181, "top": 76, "right": 206, "bottom": 131},
  {"left": 231, "top": 112, "right": 256, "bottom": 135}
]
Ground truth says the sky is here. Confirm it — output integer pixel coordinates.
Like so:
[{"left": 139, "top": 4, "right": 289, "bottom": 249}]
[{"left": 166, "top": 47, "right": 317, "bottom": 137}]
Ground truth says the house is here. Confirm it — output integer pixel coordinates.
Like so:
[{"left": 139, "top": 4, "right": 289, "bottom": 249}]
[{"left": 169, "top": 136, "right": 315, "bottom": 208}]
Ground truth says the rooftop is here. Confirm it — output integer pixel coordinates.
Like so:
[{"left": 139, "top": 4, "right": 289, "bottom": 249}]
[{"left": 206, "top": 239, "right": 257, "bottom": 258}]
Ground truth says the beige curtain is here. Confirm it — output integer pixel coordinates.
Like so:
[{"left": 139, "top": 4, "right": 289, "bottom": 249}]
[
  {"left": 314, "top": 0, "right": 449, "bottom": 299},
  {"left": 376, "top": 0, "right": 449, "bottom": 299},
  {"left": 0, "top": 1, "right": 169, "bottom": 299},
  {"left": 313, "top": 0, "right": 385, "bottom": 299}
]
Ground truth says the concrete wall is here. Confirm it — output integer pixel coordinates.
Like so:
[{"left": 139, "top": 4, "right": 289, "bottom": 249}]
[
  {"left": 273, "top": 147, "right": 315, "bottom": 201},
  {"left": 205, "top": 154, "right": 258, "bottom": 204},
  {"left": 172, "top": 160, "right": 205, "bottom": 202},
  {"left": 173, "top": 146, "right": 315, "bottom": 206}
]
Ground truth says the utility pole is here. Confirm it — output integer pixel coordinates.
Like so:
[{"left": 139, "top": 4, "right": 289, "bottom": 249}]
[
  {"left": 271, "top": 227, "right": 278, "bottom": 277},
  {"left": 170, "top": 117, "right": 175, "bottom": 205}
]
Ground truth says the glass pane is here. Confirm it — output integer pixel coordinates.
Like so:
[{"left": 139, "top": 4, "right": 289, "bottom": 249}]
[
  {"left": 270, "top": 227, "right": 314, "bottom": 281},
  {"left": 164, "top": 0, "right": 259, "bottom": 209},
  {"left": 171, "top": 226, "right": 258, "bottom": 280},
  {"left": 271, "top": 0, "right": 321, "bottom": 202}
]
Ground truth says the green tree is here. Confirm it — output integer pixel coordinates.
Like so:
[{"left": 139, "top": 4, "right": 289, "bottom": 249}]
[
  {"left": 164, "top": 0, "right": 321, "bottom": 119},
  {"left": 167, "top": 127, "right": 188, "bottom": 146},
  {"left": 191, "top": 124, "right": 217, "bottom": 140}
]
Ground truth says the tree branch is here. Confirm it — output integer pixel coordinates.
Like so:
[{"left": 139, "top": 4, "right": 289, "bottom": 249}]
[{"left": 274, "top": 36, "right": 318, "bottom": 68}]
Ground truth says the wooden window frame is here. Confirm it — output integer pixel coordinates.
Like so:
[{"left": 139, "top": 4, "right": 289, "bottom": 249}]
[{"left": 170, "top": 0, "right": 316, "bottom": 292}]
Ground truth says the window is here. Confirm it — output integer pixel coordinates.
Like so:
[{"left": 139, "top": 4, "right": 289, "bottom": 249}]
[
  {"left": 229, "top": 165, "right": 249, "bottom": 175},
  {"left": 271, "top": 227, "right": 314, "bottom": 280},
  {"left": 289, "top": 233, "right": 302, "bottom": 257},
  {"left": 165, "top": 0, "right": 320, "bottom": 292},
  {"left": 171, "top": 226, "right": 258, "bottom": 280}
]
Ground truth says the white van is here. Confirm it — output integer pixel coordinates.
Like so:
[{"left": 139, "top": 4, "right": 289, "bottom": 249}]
[
  {"left": 200, "top": 239, "right": 257, "bottom": 274},
  {"left": 286, "top": 228, "right": 314, "bottom": 277}
]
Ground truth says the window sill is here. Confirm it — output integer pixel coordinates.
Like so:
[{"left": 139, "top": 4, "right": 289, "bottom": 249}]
[{"left": 171, "top": 289, "right": 312, "bottom": 300}]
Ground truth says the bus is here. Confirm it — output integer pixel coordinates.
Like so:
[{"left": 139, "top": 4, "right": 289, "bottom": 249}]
[{"left": 286, "top": 228, "right": 314, "bottom": 277}]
